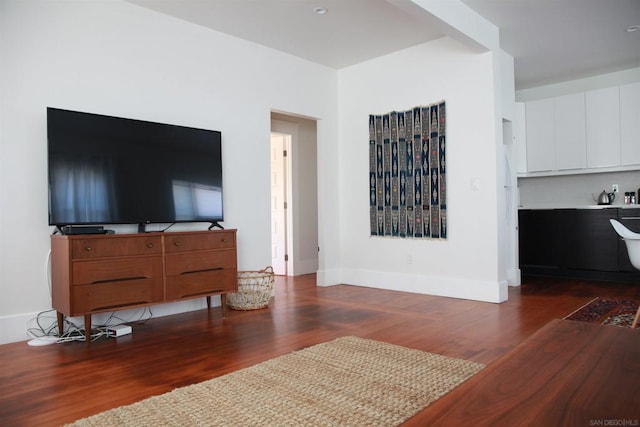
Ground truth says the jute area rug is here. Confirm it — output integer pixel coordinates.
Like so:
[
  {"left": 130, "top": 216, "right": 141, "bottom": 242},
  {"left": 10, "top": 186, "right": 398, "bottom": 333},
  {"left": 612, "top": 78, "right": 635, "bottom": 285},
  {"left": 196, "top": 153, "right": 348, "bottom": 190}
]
[
  {"left": 68, "top": 336, "right": 484, "bottom": 427},
  {"left": 564, "top": 297, "right": 640, "bottom": 328}
]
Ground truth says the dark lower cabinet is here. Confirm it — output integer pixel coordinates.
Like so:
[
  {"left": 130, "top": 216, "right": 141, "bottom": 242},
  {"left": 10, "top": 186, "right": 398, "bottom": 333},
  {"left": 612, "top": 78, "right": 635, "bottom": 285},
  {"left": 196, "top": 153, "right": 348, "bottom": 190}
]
[
  {"left": 617, "top": 208, "right": 640, "bottom": 272},
  {"left": 517, "top": 209, "right": 561, "bottom": 269},
  {"left": 563, "top": 209, "right": 618, "bottom": 271},
  {"left": 518, "top": 208, "right": 640, "bottom": 282}
]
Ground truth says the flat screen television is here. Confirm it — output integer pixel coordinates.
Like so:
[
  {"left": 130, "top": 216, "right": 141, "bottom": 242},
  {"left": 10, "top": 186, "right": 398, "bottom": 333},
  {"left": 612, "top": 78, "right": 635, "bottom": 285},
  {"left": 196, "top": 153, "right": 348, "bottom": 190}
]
[{"left": 47, "top": 107, "right": 223, "bottom": 232}]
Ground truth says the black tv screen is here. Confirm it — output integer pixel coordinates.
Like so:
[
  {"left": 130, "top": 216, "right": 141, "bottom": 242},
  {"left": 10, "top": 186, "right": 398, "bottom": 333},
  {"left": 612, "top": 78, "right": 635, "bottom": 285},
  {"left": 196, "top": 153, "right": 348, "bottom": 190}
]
[{"left": 47, "top": 108, "right": 223, "bottom": 228}]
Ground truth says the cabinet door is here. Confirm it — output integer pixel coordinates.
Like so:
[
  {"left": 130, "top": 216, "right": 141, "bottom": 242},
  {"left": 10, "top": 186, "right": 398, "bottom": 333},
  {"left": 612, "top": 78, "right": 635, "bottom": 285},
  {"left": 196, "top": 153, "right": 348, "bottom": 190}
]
[
  {"left": 518, "top": 209, "right": 562, "bottom": 268},
  {"left": 564, "top": 209, "right": 618, "bottom": 271},
  {"left": 554, "top": 93, "right": 586, "bottom": 170},
  {"left": 586, "top": 87, "right": 621, "bottom": 168},
  {"left": 525, "top": 99, "right": 555, "bottom": 172},
  {"left": 617, "top": 208, "right": 640, "bottom": 271},
  {"left": 620, "top": 82, "right": 640, "bottom": 166},
  {"left": 514, "top": 102, "right": 527, "bottom": 174}
]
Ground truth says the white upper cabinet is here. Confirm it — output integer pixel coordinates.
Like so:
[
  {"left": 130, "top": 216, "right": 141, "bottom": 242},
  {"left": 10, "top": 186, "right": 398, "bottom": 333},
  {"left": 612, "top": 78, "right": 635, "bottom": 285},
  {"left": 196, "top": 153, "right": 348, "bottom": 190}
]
[
  {"left": 520, "top": 83, "right": 639, "bottom": 176},
  {"left": 525, "top": 98, "right": 555, "bottom": 172},
  {"left": 586, "top": 87, "right": 621, "bottom": 168},
  {"left": 554, "top": 93, "right": 586, "bottom": 170},
  {"left": 620, "top": 82, "right": 640, "bottom": 166},
  {"left": 514, "top": 102, "right": 527, "bottom": 174}
]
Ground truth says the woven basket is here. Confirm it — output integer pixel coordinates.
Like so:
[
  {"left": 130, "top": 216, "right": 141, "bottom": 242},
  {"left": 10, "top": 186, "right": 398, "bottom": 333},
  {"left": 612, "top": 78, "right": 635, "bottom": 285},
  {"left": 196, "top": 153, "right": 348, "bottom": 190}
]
[{"left": 227, "top": 266, "right": 274, "bottom": 310}]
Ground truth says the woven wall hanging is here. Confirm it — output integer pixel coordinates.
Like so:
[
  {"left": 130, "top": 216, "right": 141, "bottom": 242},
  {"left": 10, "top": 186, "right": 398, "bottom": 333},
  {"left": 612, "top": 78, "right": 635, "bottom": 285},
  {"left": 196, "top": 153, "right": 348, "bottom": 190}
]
[{"left": 369, "top": 101, "right": 446, "bottom": 239}]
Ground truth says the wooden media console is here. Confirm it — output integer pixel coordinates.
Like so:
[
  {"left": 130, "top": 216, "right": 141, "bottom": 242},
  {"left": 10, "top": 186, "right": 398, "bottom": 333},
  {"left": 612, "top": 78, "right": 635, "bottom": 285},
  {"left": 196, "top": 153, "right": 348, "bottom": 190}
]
[{"left": 51, "top": 229, "right": 237, "bottom": 343}]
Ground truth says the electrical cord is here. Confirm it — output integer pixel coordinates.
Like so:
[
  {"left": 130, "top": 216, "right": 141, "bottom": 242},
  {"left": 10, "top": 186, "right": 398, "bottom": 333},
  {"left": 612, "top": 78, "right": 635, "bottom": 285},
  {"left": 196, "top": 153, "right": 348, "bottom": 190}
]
[
  {"left": 46, "top": 249, "right": 52, "bottom": 298},
  {"left": 26, "top": 309, "right": 101, "bottom": 343},
  {"left": 25, "top": 307, "right": 153, "bottom": 344},
  {"left": 160, "top": 222, "right": 176, "bottom": 232}
]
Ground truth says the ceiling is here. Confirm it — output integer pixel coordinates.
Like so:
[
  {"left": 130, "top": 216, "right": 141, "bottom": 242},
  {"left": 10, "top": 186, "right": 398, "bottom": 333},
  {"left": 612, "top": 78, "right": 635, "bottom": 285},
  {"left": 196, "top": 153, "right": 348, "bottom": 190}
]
[{"left": 128, "top": 0, "right": 640, "bottom": 90}]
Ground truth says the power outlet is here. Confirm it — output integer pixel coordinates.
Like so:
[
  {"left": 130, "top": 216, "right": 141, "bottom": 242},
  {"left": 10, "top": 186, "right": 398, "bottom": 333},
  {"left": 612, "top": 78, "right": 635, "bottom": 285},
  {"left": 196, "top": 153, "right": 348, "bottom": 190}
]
[{"left": 612, "top": 184, "right": 619, "bottom": 193}]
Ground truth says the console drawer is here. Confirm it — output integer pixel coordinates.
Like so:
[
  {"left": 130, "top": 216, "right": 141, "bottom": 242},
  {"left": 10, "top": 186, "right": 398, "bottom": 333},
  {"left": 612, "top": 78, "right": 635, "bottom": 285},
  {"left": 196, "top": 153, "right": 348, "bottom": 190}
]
[
  {"left": 164, "top": 231, "right": 235, "bottom": 253},
  {"left": 72, "top": 257, "right": 163, "bottom": 286},
  {"left": 71, "top": 278, "right": 163, "bottom": 314},
  {"left": 72, "top": 236, "right": 162, "bottom": 259},
  {"left": 165, "top": 250, "right": 236, "bottom": 276},
  {"left": 166, "top": 269, "right": 237, "bottom": 300}
]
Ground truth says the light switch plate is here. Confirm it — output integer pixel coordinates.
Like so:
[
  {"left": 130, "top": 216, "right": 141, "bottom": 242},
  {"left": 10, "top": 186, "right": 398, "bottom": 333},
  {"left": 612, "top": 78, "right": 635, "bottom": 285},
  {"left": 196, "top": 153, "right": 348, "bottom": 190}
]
[{"left": 471, "top": 178, "right": 480, "bottom": 191}]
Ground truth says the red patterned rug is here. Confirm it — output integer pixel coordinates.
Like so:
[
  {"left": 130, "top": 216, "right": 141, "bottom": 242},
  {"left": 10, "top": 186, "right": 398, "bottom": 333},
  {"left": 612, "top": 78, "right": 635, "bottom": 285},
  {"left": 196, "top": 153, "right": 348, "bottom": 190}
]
[{"left": 565, "top": 297, "right": 639, "bottom": 328}]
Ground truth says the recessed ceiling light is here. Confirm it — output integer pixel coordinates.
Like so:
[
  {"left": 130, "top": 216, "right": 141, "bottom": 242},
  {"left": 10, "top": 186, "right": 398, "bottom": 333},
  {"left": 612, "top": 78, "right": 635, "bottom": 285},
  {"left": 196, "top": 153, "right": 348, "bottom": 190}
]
[
  {"left": 626, "top": 25, "right": 640, "bottom": 32},
  {"left": 313, "top": 7, "right": 328, "bottom": 15}
]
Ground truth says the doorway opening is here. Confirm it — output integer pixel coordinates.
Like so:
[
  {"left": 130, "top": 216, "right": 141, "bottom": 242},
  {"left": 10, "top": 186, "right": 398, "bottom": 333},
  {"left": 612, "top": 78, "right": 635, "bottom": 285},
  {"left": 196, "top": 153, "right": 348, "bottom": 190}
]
[
  {"left": 270, "top": 132, "right": 292, "bottom": 275},
  {"left": 270, "top": 113, "right": 319, "bottom": 277}
]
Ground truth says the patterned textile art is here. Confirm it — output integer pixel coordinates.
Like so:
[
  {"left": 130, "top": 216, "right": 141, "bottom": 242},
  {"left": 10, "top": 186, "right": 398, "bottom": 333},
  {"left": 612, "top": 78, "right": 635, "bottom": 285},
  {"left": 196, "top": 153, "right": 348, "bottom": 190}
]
[{"left": 369, "top": 101, "right": 446, "bottom": 239}]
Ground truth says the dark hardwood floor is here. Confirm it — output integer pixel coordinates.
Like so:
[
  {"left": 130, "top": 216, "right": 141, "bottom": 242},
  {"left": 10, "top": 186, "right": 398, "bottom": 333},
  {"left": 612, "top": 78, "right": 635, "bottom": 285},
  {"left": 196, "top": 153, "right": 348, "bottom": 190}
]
[{"left": 1, "top": 274, "right": 639, "bottom": 426}]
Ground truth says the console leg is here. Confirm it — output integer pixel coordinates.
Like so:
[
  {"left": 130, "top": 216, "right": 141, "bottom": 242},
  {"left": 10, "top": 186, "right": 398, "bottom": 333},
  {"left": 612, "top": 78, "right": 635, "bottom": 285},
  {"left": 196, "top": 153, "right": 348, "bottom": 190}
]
[
  {"left": 221, "top": 293, "right": 227, "bottom": 318},
  {"left": 57, "top": 311, "right": 64, "bottom": 336},
  {"left": 84, "top": 314, "right": 92, "bottom": 344},
  {"left": 206, "top": 296, "right": 211, "bottom": 310}
]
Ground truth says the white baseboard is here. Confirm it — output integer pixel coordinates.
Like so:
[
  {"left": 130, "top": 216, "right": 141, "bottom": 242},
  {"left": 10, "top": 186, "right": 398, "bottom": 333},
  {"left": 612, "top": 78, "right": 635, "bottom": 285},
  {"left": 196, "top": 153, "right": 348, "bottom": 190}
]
[
  {"left": 316, "top": 268, "right": 341, "bottom": 286},
  {"left": 0, "top": 298, "right": 221, "bottom": 345},
  {"left": 339, "top": 268, "right": 508, "bottom": 303},
  {"left": 508, "top": 268, "right": 522, "bottom": 287},
  {"left": 0, "top": 312, "right": 38, "bottom": 344},
  {"left": 292, "top": 258, "right": 319, "bottom": 276}
]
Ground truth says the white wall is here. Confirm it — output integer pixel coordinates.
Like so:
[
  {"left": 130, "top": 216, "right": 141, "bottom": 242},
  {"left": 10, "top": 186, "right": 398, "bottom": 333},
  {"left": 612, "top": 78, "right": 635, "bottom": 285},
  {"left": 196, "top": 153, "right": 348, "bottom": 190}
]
[
  {"left": 0, "top": 0, "right": 509, "bottom": 344},
  {"left": 335, "top": 37, "right": 505, "bottom": 302},
  {"left": 0, "top": 0, "right": 338, "bottom": 343}
]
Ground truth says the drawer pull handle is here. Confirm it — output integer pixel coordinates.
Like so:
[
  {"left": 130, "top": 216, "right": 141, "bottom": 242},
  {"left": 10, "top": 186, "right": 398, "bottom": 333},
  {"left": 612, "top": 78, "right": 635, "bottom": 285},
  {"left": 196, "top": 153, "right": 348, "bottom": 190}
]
[
  {"left": 91, "top": 276, "right": 148, "bottom": 285},
  {"left": 180, "top": 267, "right": 223, "bottom": 275},
  {"left": 174, "top": 241, "right": 181, "bottom": 247},
  {"left": 92, "top": 301, "right": 149, "bottom": 311},
  {"left": 85, "top": 246, "right": 92, "bottom": 251},
  {"left": 179, "top": 290, "right": 223, "bottom": 299},
  {"left": 147, "top": 243, "right": 154, "bottom": 248},
  {"left": 221, "top": 238, "right": 227, "bottom": 242}
]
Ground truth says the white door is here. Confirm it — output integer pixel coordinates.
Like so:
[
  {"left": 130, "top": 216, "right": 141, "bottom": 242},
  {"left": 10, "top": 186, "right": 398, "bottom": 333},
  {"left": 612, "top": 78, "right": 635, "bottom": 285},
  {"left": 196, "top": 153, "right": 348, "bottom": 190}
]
[{"left": 270, "top": 133, "right": 288, "bottom": 275}]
